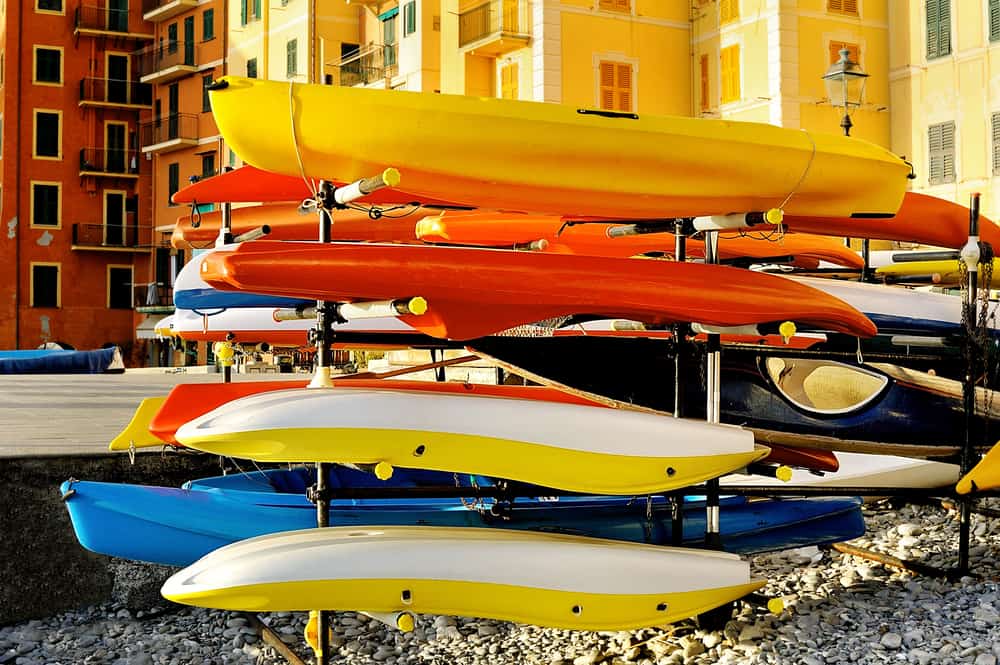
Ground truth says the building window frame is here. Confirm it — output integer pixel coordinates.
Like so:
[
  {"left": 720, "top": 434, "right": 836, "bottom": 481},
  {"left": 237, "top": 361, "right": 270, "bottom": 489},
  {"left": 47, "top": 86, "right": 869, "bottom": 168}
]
[
  {"left": 107, "top": 264, "right": 134, "bottom": 310},
  {"left": 595, "top": 57, "right": 636, "bottom": 113},
  {"left": 500, "top": 60, "right": 518, "bottom": 100},
  {"left": 720, "top": 43, "right": 742, "bottom": 105},
  {"left": 928, "top": 120, "right": 956, "bottom": 186},
  {"left": 29, "top": 181, "right": 61, "bottom": 229},
  {"left": 246, "top": 57, "right": 257, "bottom": 79},
  {"left": 827, "top": 0, "right": 859, "bottom": 17},
  {"left": 202, "top": 74, "right": 213, "bottom": 113},
  {"left": 35, "top": 0, "right": 63, "bottom": 16},
  {"left": 990, "top": 0, "right": 1000, "bottom": 43},
  {"left": 699, "top": 53, "right": 710, "bottom": 112},
  {"left": 287, "top": 39, "right": 298, "bottom": 78},
  {"left": 168, "top": 162, "right": 180, "bottom": 206},
  {"left": 30, "top": 262, "right": 61, "bottom": 308},
  {"left": 202, "top": 8, "right": 214, "bottom": 41},
  {"left": 32, "top": 45, "right": 63, "bottom": 86},
  {"left": 720, "top": 0, "right": 739, "bottom": 25},
  {"left": 32, "top": 108, "right": 62, "bottom": 160},
  {"left": 992, "top": 113, "right": 1000, "bottom": 175},
  {"left": 597, "top": 0, "right": 631, "bottom": 13},
  {"left": 926, "top": 0, "right": 952, "bottom": 61},
  {"left": 403, "top": 1, "right": 417, "bottom": 36}
]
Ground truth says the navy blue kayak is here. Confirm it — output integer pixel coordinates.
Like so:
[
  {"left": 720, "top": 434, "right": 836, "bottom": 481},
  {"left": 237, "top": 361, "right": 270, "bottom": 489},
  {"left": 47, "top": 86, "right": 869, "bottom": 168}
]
[
  {"left": 0, "top": 347, "right": 123, "bottom": 374},
  {"left": 61, "top": 466, "right": 864, "bottom": 567}
]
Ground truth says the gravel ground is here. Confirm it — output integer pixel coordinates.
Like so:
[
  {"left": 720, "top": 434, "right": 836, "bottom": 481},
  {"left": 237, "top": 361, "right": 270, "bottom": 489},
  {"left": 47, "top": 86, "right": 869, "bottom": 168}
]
[{"left": 4, "top": 500, "right": 1000, "bottom": 665}]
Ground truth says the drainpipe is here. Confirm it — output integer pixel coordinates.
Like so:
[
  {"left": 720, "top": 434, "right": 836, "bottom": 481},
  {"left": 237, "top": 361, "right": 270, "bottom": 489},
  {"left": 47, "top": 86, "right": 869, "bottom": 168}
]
[
  {"left": 309, "top": 0, "right": 316, "bottom": 83},
  {"left": 13, "top": 0, "right": 23, "bottom": 347},
  {"left": 262, "top": 0, "right": 269, "bottom": 79}
]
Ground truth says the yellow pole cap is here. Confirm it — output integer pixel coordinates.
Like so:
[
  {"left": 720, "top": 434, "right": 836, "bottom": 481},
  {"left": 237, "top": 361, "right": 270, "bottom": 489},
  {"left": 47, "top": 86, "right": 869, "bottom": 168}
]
[
  {"left": 382, "top": 168, "right": 402, "bottom": 188},
  {"left": 767, "top": 597, "right": 785, "bottom": 614},
  {"left": 765, "top": 208, "right": 784, "bottom": 225},
  {"left": 775, "top": 466, "right": 793, "bottom": 482},
  {"left": 374, "top": 461, "right": 394, "bottom": 480},
  {"left": 397, "top": 613, "right": 415, "bottom": 633},
  {"left": 778, "top": 321, "right": 797, "bottom": 343},
  {"left": 407, "top": 297, "right": 429, "bottom": 316}
]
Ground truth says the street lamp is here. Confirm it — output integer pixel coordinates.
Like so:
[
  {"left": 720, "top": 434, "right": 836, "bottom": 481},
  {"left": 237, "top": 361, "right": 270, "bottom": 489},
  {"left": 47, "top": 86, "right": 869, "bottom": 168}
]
[{"left": 822, "top": 48, "right": 869, "bottom": 137}]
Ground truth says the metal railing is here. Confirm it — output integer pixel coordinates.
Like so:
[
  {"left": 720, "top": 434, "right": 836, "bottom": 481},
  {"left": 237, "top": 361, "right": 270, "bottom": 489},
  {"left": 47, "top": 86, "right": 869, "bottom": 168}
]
[
  {"left": 135, "top": 283, "right": 173, "bottom": 308},
  {"left": 73, "top": 223, "right": 150, "bottom": 249},
  {"left": 80, "top": 148, "right": 141, "bottom": 176},
  {"left": 135, "top": 40, "right": 197, "bottom": 77},
  {"left": 80, "top": 78, "right": 153, "bottom": 106},
  {"left": 459, "top": 0, "right": 531, "bottom": 47},
  {"left": 330, "top": 44, "right": 398, "bottom": 86},
  {"left": 140, "top": 113, "right": 198, "bottom": 148},
  {"left": 75, "top": 5, "right": 131, "bottom": 33}
]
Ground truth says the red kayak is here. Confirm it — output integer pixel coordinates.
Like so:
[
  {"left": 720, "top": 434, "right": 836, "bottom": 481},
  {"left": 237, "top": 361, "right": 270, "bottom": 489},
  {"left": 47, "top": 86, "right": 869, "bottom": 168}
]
[{"left": 199, "top": 242, "right": 877, "bottom": 339}]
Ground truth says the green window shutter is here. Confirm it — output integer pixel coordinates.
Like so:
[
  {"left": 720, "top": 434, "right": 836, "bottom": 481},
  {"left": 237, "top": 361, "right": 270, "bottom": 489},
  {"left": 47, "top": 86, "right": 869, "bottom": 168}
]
[
  {"left": 992, "top": 113, "right": 1000, "bottom": 174},
  {"left": 404, "top": 2, "right": 416, "bottom": 36},
  {"left": 168, "top": 162, "right": 179, "bottom": 205},
  {"left": 928, "top": 121, "right": 955, "bottom": 185},
  {"left": 991, "top": 0, "right": 1000, "bottom": 42},
  {"left": 287, "top": 39, "right": 297, "bottom": 77},
  {"left": 253, "top": 0, "right": 261, "bottom": 20},
  {"left": 240, "top": 0, "right": 247, "bottom": 26},
  {"left": 246, "top": 58, "right": 257, "bottom": 78},
  {"left": 203, "top": 9, "right": 214, "bottom": 41},
  {"left": 939, "top": 0, "right": 951, "bottom": 56}
]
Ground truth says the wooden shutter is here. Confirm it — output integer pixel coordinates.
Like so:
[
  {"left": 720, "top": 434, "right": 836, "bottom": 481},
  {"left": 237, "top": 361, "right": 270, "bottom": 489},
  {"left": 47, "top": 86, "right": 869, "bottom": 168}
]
[
  {"left": 829, "top": 41, "right": 861, "bottom": 66},
  {"left": 927, "top": 0, "right": 951, "bottom": 59},
  {"left": 501, "top": 62, "right": 518, "bottom": 100},
  {"left": 720, "top": 0, "right": 738, "bottom": 24},
  {"left": 993, "top": 113, "right": 1000, "bottom": 174},
  {"left": 700, "top": 54, "right": 709, "bottom": 112},
  {"left": 928, "top": 121, "right": 955, "bottom": 185},
  {"left": 598, "top": 0, "right": 630, "bottom": 12},
  {"left": 991, "top": 0, "right": 1000, "bottom": 42},
  {"left": 721, "top": 45, "right": 740, "bottom": 104},
  {"left": 598, "top": 61, "right": 633, "bottom": 112},
  {"left": 828, "top": 0, "right": 858, "bottom": 16}
]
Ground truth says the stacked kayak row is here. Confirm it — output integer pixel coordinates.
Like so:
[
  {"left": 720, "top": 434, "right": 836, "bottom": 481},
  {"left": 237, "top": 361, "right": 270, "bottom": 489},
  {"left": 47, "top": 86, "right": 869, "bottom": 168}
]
[{"left": 64, "top": 76, "right": 1000, "bottom": 635}]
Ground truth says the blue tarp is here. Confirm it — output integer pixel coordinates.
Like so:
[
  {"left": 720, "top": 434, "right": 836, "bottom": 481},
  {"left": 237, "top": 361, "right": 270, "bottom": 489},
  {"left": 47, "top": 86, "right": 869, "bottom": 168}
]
[{"left": 0, "top": 347, "right": 122, "bottom": 374}]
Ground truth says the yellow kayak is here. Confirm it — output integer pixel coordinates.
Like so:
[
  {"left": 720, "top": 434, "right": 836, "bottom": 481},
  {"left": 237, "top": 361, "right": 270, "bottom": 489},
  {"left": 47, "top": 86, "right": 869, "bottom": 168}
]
[
  {"left": 876, "top": 259, "right": 991, "bottom": 286},
  {"left": 108, "top": 396, "right": 169, "bottom": 451},
  {"left": 957, "top": 441, "right": 1000, "bottom": 494},
  {"left": 208, "top": 76, "right": 910, "bottom": 220}
]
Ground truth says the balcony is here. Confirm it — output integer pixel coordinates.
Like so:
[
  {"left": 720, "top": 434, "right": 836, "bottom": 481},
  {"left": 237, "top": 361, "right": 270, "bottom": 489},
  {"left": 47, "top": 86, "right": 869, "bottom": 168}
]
[
  {"left": 142, "top": 0, "right": 198, "bottom": 23},
  {"left": 79, "top": 77, "right": 153, "bottom": 109},
  {"left": 329, "top": 44, "right": 398, "bottom": 87},
  {"left": 135, "top": 283, "right": 174, "bottom": 313},
  {"left": 72, "top": 223, "right": 152, "bottom": 252},
  {"left": 459, "top": 0, "right": 531, "bottom": 56},
  {"left": 74, "top": 5, "right": 154, "bottom": 39},
  {"left": 140, "top": 113, "right": 198, "bottom": 154},
  {"left": 80, "top": 148, "right": 141, "bottom": 178},
  {"left": 135, "top": 41, "right": 197, "bottom": 84}
]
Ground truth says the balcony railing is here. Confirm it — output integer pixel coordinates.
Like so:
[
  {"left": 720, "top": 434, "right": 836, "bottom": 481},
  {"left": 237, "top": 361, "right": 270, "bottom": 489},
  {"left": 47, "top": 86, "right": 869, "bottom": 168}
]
[
  {"left": 72, "top": 223, "right": 150, "bottom": 250},
  {"left": 80, "top": 148, "right": 141, "bottom": 177},
  {"left": 140, "top": 113, "right": 199, "bottom": 149},
  {"left": 330, "top": 44, "right": 398, "bottom": 87},
  {"left": 459, "top": 0, "right": 532, "bottom": 51},
  {"left": 75, "top": 5, "right": 151, "bottom": 36},
  {"left": 80, "top": 77, "right": 153, "bottom": 107},
  {"left": 135, "top": 41, "right": 197, "bottom": 80},
  {"left": 135, "top": 282, "right": 173, "bottom": 309}
]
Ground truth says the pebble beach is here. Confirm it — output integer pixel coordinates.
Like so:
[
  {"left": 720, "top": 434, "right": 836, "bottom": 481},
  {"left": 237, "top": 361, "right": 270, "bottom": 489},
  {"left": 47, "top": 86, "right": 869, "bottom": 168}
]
[{"left": 5, "top": 499, "right": 1000, "bottom": 665}]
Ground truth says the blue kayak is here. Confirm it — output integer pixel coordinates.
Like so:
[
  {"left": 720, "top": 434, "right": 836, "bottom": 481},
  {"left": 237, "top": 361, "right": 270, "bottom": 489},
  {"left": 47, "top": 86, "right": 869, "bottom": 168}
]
[
  {"left": 0, "top": 347, "right": 123, "bottom": 374},
  {"left": 61, "top": 466, "right": 864, "bottom": 567}
]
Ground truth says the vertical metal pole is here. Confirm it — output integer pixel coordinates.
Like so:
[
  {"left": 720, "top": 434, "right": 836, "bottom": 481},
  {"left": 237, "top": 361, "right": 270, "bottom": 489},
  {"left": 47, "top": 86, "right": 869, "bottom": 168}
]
[
  {"left": 703, "top": 230, "right": 722, "bottom": 550},
  {"left": 311, "top": 181, "right": 334, "bottom": 665},
  {"left": 861, "top": 238, "right": 871, "bottom": 282},
  {"left": 216, "top": 172, "right": 235, "bottom": 382},
  {"left": 671, "top": 219, "right": 687, "bottom": 545},
  {"left": 958, "top": 192, "right": 982, "bottom": 575}
]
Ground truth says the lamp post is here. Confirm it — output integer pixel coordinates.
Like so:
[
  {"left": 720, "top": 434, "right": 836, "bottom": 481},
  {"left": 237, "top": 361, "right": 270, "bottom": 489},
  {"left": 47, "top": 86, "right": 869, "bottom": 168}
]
[
  {"left": 823, "top": 48, "right": 870, "bottom": 272},
  {"left": 822, "top": 48, "right": 869, "bottom": 137}
]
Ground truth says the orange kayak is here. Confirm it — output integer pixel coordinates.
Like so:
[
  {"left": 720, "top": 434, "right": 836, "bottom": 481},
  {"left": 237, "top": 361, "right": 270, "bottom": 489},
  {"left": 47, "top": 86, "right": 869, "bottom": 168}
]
[
  {"left": 785, "top": 191, "right": 1000, "bottom": 249},
  {"left": 171, "top": 203, "right": 421, "bottom": 250},
  {"left": 150, "top": 378, "right": 838, "bottom": 472},
  {"left": 199, "top": 242, "right": 877, "bottom": 339}
]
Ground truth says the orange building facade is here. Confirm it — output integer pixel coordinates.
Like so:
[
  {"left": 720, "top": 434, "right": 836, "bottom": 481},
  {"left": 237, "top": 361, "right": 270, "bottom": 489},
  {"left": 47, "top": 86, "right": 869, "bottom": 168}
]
[{"left": 0, "top": 0, "right": 162, "bottom": 356}]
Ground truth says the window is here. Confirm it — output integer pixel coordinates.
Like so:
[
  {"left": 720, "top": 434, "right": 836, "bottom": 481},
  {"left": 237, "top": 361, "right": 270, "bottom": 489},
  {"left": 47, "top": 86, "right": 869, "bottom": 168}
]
[
  {"left": 721, "top": 44, "right": 741, "bottom": 104},
  {"left": 168, "top": 162, "right": 179, "bottom": 205},
  {"left": 34, "top": 110, "right": 60, "bottom": 159},
  {"left": 202, "top": 75, "right": 213, "bottom": 112},
  {"left": 827, "top": 0, "right": 858, "bottom": 16},
  {"left": 253, "top": 0, "right": 261, "bottom": 20},
  {"left": 33, "top": 47, "right": 61, "bottom": 85},
  {"left": 229, "top": 149, "right": 237, "bottom": 168},
  {"left": 246, "top": 58, "right": 257, "bottom": 79},
  {"left": 500, "top": 61, "right": 518, "bottom": 100},
  {"left": 993, "top": 113, "right": 1000, "bottom": 174},
  {"left": 699, "top": 54, "right": 709, "bottom": 112},
  {"left": 108, "top": 266, "right": 133, "bottom": 309},
  {"left": 926, "top": 0, "right": 951, "bottom": 60},
  {"left": 829, "top": 41, "right": 861, "bottom": 66},
  {"left": 201, "top": 153, "right": 215, "bottom": 178},
  {"left": 598, "top": 60, "right": 632, "bottom": 112},
  {"left": 287, "top": 39, "right": 298, "bottom": 78},
  {"left": 240, "top": 0, "right": 247, "bottom": 26},
  {"left": 167, "top": 23, "right": 178, "bottom": 54},
  {"left": 991, "top": 0, "right": 1000, "bottom": 43},
  {"left": 31, "top": 264, "right": 59, "bottom": 308},
  {"left": 203, "top": 8, "right": 214, "bottom": 41},
  {"left": 720, "top": 0, "right": 738, "bottom": 24},
  {"left": 36, "top": 0, "right": 62, "bottom": 13},
  {"left": 30, "top": 182, "right": 60, "bottom": 227},
  {"left": 928, "top": 121, "right": 956, "bottom": 185},
  {"left": 404, "top": 1, "right": 416, "bottom": 36},
  {"left": 598, "top": 0, "right": 630, "bottom": 11}
]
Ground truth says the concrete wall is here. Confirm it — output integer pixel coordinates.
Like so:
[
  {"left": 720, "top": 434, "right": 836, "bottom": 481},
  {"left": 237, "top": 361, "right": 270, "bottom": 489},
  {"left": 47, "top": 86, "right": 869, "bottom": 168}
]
[{"left": 0, "top": 452, "right": 222, "bottom": 625}]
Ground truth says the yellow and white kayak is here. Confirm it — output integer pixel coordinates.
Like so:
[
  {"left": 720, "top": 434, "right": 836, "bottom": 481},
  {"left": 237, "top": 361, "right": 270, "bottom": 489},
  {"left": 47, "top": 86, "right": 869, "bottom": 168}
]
[
  {"left": 957, "top": 441, "right": 1000, "bottom": 494},
  {"left": 208, "top": 76, "right": 910, "bottom": 219},
  {"left": 174, "top": 387, "right": 767, "bottom": 495},
  {"left": 876, "top": 258, "right": 993, "bottom": 286},
  {"left": 161, "top": 526, "right": 764, "bottom": 630},
  {"left": 108, "top": 396, "right": 169, "bottom": 452}
]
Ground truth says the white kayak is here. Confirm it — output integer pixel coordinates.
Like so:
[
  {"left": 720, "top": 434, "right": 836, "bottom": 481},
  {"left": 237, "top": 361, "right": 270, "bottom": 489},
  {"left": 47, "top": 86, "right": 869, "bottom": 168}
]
[
  {"left": 723, "top": 452, "right": 960, "bottom": 489},
  {"left": 175, "top": 387, "right": 767, "bottom": 495},
  {"left": 161, "top": 526, "right": 764, "bottom": 630}
]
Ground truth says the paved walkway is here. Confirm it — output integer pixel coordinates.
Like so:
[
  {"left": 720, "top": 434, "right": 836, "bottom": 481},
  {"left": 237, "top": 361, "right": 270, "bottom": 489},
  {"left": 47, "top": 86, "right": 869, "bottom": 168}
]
[{"left": 0, "top": 371, "right": 304, "bottom": 457}]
